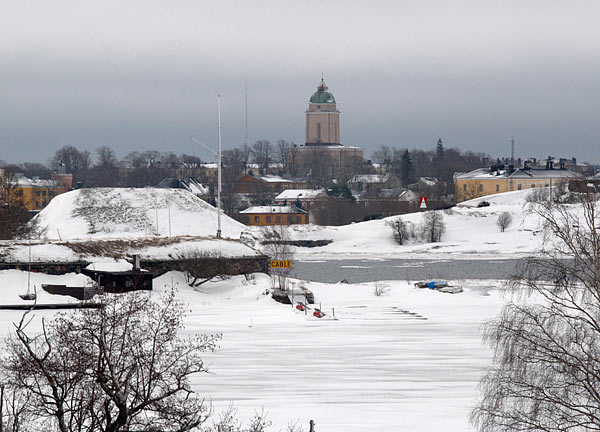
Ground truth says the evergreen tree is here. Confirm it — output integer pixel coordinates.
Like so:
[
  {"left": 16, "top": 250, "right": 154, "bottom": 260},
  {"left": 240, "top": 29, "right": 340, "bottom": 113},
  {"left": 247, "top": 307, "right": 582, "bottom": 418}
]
[
  {"left": 400, "top": 150, "right": 414, "bottom": 186},
  {"left": 436, "top": 138, "right": 444, "bottom": 160}
]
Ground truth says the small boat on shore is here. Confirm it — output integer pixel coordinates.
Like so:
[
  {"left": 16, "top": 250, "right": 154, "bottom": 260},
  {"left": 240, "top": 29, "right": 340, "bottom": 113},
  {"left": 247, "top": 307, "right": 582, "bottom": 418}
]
[{"left": 414, "top": 280, "right": 463, "bottom": 294}]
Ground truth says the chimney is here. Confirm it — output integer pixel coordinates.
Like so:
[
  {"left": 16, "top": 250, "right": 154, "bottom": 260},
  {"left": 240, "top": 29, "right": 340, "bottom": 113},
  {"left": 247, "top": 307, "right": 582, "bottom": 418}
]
[{"left": 132, "top": 255, "right": 140, "bottom": 271}]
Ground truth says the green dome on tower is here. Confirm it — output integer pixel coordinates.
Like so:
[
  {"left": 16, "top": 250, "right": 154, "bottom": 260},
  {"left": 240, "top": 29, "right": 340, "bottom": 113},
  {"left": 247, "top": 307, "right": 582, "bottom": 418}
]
[{"left": 309, "top": 78, "right": 336, "bottom": 104}]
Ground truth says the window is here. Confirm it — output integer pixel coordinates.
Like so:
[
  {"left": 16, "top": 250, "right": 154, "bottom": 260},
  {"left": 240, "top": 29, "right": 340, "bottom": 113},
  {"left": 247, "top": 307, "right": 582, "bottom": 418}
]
[
  {"left": 317, "top": 123, "right": 321, "bottom": 141},
  {"left": 266, "top": 216, "right": 271, "bottom": 224},
  {"left": 36, "top": 201, "right": 40, "bottom": 208},
  {"left": 253, "top": 216, "right": 259, "bottom": 223},
  {"left": 275, "top": 216, "right": 281, "bottom": 223},
  {"left": 496, "top": 184, "right": 500, "bottom": 192},
  {"left": 296, "top": 216, "right": 301, "bottom": 223},
  {"left": 531, "top": 184, "right": 535, "bottom": 188},
  {"left": 478, "top": 184, "right": 483, "bottom": 192},
  {"left": 35, "top": 190, "right": 40, "bottom": 196},
  {"left": 517, "top": 184, "right": 522, "bottom": 190},
  {"left": 287, "top": 216, "right": 293, "bottom": 224},
  {"left": 42, "top": 190, "right": 46, "bottom": 196},
  {"left": 18, "top": 190, "right": 23, "bottom": 196},
  {"left": 463, "top": 184, "right": 467, "bottom": 192}
]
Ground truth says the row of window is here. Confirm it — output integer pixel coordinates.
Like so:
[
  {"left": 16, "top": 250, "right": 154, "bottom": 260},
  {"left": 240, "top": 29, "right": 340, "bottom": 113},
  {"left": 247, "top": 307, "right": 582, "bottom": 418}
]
[
  {"left": 15, "top": 189, "right": 55, "bottom": 197},
  {"left": 463, "top": 183, "right": 552, "bottom": 193},
  {"left": 253, "top": 215, "right": 303, "bottom": 224}
]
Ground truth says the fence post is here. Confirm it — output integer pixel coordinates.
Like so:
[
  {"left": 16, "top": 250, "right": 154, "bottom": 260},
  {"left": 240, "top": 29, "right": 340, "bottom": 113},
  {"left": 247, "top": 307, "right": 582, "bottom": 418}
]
[{"left": 309, "top": 419, "right": 315, "bottom": 432}]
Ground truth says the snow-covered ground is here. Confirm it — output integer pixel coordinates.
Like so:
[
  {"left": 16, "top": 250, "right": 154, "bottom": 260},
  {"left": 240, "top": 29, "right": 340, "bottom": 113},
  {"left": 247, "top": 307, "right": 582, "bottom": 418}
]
[
  {"left": 0, "top": 188, "right": 575, "bottom": 430},
  {"left": 33, "top": 188, "right": 245, "bottom": 240},
  {"left": 0, "top": 270, "right": 507, "bottom": 431},
  {"left": 267, "top": 189, "right": 546, "bottom": 260},
  {"left": 28, "top": 186, "right": 549, "bottom": 262}
]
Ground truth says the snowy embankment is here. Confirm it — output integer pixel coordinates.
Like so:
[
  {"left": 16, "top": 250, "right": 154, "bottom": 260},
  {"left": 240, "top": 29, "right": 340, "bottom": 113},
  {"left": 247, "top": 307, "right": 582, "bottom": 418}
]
[
  {"left": 0, "top": 271, "right": 507, "bottom": 431},
  {"left": 1, "top": 188, "right": 260, "bottom": 263},
  {"left": 34, "top": 187, "right": 246, "bottom": 240},
  {"left": 29, "top": 187, "right": 545, "bottom": 261},
  {"left": 266, "top": 189, "right": 545, "bottom": 260},
  {"left": 1, "top": 236, "right": 262, "bottom": 264}
]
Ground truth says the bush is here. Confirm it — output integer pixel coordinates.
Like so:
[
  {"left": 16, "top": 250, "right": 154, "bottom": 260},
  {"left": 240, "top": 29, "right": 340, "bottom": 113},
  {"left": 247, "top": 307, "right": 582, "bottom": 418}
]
[
  {"left": 373, "top": 283, "right": 390, "bottom": 296},
  {"left": 386, "top": 217, "right": 408, "bottom": 245},
  {"left": 496, "top": 212, "right": 513, "bottom": 232},
  {"left": 420, "top": 211, "right": 446, "bottom": 243}
]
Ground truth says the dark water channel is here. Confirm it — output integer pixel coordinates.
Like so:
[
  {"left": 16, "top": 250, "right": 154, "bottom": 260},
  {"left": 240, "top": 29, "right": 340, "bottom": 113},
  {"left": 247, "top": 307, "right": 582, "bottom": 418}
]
[{"left": 288, "top": 258, "right": 523, "bottom": 283}]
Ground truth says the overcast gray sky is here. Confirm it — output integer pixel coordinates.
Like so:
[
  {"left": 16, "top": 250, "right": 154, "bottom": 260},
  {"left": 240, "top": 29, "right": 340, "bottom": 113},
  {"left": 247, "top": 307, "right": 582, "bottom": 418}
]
[{"left": 1, "top": 0, "right": 599, "bottom": 165}]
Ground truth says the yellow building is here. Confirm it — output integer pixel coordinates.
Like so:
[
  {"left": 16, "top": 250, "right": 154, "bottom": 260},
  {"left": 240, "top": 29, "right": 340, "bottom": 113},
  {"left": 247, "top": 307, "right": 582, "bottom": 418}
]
[
  {"left": 291, "top": 78, "right": 364, "bottom": 180},
  {"left": 455, "top": 167, "right": 580, "bottom": 203},
  {"left": 239, "top": 205, "right": 309, "bottom": 226},
  {"left": 0, "top": 170, "right": 72, "bottom": 212}
]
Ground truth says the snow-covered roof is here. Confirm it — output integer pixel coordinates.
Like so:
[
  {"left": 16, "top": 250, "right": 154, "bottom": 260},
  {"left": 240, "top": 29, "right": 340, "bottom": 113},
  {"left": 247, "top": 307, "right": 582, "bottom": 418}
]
[
  {"left": 187, "top": 178, "right": 209, "bottom": 195},
  {"left": 274, "top": 189, "right": 324, "bottom": 201},
  {"left": 419, "top": 177, "right": 438, "bottom": 186},
  {"left": 377, "top": 188, "right": 418, "bottom": 200},
  {"left": 456, "top": 167, "right": 580, "bottom": 180},
  {"left": 259, "top": 175, "right": 296, "bottom": 183},
  {"left": 351, "top": 174, "right": 389, "bottom": 184},
  {"left": 240, "top": 205, "right": 308, "bottom": 215},
  {"left": 13, "top": 174, "right": 58, "bottom": 188}
]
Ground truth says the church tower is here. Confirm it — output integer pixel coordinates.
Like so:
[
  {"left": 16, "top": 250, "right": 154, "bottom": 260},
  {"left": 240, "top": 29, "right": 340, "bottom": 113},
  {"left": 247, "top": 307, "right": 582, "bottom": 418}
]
[{"left": 305, "top": 78, "right": 341, "bottom": 146}]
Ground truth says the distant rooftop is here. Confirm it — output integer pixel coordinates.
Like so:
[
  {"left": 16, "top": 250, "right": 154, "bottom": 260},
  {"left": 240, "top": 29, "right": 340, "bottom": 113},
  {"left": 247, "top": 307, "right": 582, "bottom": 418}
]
[
  {"left": 455, "top": 167, "right": 581, "bottom": 181},
  {"left": 274, "top": 189, "right": 324, "bottom": 201},
  {"left": 240, "top": 205, "right": 308, "bottom": 215}
]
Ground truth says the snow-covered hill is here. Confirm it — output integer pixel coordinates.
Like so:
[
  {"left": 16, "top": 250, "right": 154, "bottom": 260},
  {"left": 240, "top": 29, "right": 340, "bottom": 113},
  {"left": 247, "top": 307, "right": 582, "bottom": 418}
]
[
  {"left": 34, "top": 188, "right": 245, "bottom": 240},
  {"left": 272, "top": 189, "right": 546, "bottom": 260}
]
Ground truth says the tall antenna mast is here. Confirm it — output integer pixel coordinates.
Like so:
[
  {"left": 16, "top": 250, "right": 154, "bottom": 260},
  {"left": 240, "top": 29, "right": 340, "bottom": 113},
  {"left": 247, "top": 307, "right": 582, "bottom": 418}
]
[
  {"left": 244, "top": 82, "right": 248, "bottom": 147},
  {"left": 511, "top": 137, "right": 515, "bottom": 166},
  {"left": 217, "top": 95, "right": 222, "bottom": 239}
]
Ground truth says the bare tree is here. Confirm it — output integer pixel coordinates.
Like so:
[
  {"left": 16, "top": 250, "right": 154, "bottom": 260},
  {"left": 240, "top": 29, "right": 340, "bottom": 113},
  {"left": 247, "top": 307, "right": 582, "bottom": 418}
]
[
  {"left": 141, "top": 150, "right": 162, "bottom": 167},
  {"left": 0, "top": 290, "right": 219, "bottom": 432},
  {"left": 386, "top": 216, "right": 409, "bottom": 245},
  {"left": 420, "top": 211, "right": 446, "bottom": 243},
  {"left": 261, "top": 224, "right": 293, "bottom": 290},
  {"left": 239, "top": 144, "right": 252, "bottom": 174},
  {"left": 0, "top": 171, "right": 31, "bottom": 240},
  {"left": 372, "top": 145, "right": 393, "bottom": 172},
  {"left": 275, "top": 139, "right": 291, "bottom": 173},
  {"left": 50, "top": 146, "right": 91, "bottom": 185},
  {"left": 496, "top": 212, "right": 513, "bottom": 232},
  {"left": 95, "top": 146, "right": 117, "bottom": 168},
  {"left": 121, "top": 151, "right": 146, "bottom": 169},
  {"left": 161, "top": 152, "right": 180, "bottom": 168},
  {"left": 175, "top": 250, "right": 231, "bottom": 287},
  {"left": 471, "top": 191, "right": 600, "bottom": 431},
  {"left": 251, "top": 140, "right": 273, "bottom": 172}
]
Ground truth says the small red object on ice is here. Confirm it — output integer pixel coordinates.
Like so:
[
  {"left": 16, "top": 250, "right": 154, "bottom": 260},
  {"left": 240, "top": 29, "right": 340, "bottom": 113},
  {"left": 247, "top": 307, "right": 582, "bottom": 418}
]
[
  {"left": 296, "top": 303, "right": 305, "bottom": 311},
  {"left": 313, "top": 310, "right": 324, "bottom": 318}
]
